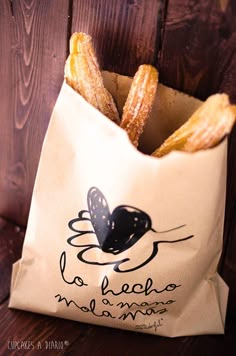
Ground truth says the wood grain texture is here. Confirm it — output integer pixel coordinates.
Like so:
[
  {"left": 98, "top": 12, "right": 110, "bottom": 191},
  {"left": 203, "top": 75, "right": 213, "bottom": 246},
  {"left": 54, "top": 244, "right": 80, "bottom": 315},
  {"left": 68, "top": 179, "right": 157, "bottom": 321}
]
[
  {"left": 0, "top": 301, "right": 235, "bottom": 355},
  {"left": 0, "top": 300, "right": 94, "bottom": 355},
  {"left": 0, "top": 0, "right": 69, "bottom": 226},
  {"left": 159, "top": 0, "right": 236, "bottom": 102},
  {"left": 61, "top": 318, "right": 235, "bottom": 356},
  {"left": 0, "top": 218, "right": 25, "bottom": 303},
  {"left": 0, "top": 1, "right": 13, "bottom": 223},
  {"left": 71, "top": 0, "right": 165, "bottom": 76}
]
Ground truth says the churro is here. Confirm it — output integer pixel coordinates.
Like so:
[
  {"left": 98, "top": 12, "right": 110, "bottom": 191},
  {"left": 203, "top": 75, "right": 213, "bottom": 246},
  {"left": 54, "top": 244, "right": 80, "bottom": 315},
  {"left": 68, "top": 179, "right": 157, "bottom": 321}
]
[
  {"left": 120, "top": 64, "right": 158, "bottom": 147},
  {"left": 65, "top": 32, "right": 120, "bottom": 124},
  {"left": 152, "top": 94, "right": 236, "bottom": 157}
]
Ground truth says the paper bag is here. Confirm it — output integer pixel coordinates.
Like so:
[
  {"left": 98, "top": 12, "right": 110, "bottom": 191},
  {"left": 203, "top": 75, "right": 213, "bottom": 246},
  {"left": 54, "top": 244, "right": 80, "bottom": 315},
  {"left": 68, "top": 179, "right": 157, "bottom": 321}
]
[{"left": 9, "top": 72, "right": 229, "bottom": 337}]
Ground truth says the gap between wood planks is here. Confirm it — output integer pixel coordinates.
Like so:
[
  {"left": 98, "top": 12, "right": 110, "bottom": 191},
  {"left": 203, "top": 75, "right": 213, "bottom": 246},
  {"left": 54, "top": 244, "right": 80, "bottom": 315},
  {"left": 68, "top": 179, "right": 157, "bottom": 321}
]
[
  {"left": 155, "top": 0, "right": 169, "bottom": 69},
  {"left": 66, "top": 0, "right": 74, "bottom": 57}
]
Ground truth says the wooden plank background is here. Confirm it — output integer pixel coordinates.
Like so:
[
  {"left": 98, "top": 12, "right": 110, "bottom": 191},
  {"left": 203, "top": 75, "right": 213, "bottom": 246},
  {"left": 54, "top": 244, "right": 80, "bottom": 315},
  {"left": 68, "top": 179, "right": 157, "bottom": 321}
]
[
  {"left": 159, "top": 0, "right": 236, "bottom": 102},
  {"left": 72, "top": 0, "right": 165, "bottom": 75},
  {"left": 0, "top": 0, "right": 69, "bottom": 225},
  {"left": 0, "top": 0, "right": 236, "bottom": 353}
]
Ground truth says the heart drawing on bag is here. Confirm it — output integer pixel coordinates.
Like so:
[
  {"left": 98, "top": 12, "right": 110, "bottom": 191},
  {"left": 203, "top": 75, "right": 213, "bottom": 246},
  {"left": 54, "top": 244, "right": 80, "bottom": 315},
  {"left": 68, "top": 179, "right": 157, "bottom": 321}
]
[
  {"left": 87, "top": 187, "right": 154, "bottom": 254},
  {"left": 67, "top": 187, "right": 194, "bottom": 273}
]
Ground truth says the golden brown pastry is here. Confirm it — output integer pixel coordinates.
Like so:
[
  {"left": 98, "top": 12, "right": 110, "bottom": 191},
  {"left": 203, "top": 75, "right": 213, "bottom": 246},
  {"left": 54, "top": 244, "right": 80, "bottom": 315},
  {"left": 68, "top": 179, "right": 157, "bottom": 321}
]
[
  {"left": 120, "top": 64, "right": 158, "bottom": 147},
  {"left": 152, "top": 93, "right": 236, "bottom": 157},
  {"left": 65, "top": 32, "right": 120, "bottom": 124}
]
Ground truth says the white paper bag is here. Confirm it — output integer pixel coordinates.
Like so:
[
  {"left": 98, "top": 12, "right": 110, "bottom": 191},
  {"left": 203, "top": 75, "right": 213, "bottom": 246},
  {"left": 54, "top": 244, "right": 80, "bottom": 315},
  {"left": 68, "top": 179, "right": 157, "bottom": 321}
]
[{"left": 9, "top": 72, "right": 229, "bottom": 337}]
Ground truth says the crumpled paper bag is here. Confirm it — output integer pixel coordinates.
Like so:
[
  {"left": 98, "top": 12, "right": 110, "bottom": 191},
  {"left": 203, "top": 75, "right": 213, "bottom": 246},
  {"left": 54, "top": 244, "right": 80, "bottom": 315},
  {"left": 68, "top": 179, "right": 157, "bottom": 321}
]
[{"left": 9, "top": 72, "right": 229, "bottom": 337}]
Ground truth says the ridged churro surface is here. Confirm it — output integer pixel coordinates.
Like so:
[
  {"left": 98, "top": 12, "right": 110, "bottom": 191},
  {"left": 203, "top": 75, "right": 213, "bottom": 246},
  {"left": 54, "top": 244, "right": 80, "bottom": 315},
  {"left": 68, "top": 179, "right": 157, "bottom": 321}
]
[
  {"left": 120, "top": 65, "right": 158, "bottom": 147},
  {"left": 152, "top": 94, "right": 236, "bottom": 157},
  {"left": 65, "top": 32, "right": 120, "bottom": 124}
]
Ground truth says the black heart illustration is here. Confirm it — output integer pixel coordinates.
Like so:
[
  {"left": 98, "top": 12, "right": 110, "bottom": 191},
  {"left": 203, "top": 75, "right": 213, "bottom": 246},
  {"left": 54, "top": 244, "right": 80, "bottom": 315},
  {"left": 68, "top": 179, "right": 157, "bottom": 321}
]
[{"left": 87, "top": 187, "right": 153, "bottom": 255}]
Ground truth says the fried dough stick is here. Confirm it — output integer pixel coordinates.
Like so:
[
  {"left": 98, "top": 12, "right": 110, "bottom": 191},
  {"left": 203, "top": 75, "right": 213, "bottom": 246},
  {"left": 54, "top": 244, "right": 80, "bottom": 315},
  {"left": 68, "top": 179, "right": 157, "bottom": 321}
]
[
  {"left": 65, "top": 32, "right": 120, "bottom": 124},
  {"left": 120, "top": 64, "right": 158, "bottom": 147},
  {"left": 152, "top": 94, "right": 236, "bottom": 157}
]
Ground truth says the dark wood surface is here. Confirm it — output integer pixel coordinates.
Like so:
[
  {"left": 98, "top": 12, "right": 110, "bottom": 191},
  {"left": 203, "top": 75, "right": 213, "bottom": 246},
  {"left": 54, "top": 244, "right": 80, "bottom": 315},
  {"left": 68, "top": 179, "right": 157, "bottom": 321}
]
[
  {"left": 159, "top": 0, "right": 236, "bottom": 102},
  {"left": 0, "top": 0, "right": 236, "bottom": 354},
  {"left": 72, "top": 0, "right": 165, "bottom": 76},
  {"left": 0, "top": 218, "right": 25, "bottom": 303},
  {"left": 0, "top": 0, "right": 69, "bottom": 226}
]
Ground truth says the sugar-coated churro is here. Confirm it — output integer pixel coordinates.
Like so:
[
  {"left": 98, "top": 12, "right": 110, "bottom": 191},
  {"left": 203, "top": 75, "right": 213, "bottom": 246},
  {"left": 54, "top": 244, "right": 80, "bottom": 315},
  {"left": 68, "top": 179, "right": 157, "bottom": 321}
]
[
  {"left": 120, "top": 64, "right": 158, "bottom": 147},
  {"left": 152, "top": 94, "right": 236, "bottom": 157},
  {"left": 65, "top": 32, "right": 120, "bottom": 124}
]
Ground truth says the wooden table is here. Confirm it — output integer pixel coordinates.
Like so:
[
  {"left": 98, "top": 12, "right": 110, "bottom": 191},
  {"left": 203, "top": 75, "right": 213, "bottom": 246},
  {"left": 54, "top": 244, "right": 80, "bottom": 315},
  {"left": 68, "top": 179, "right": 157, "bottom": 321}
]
[{"left": 0, "top": 1, "right": 236, "bottom": 354}]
